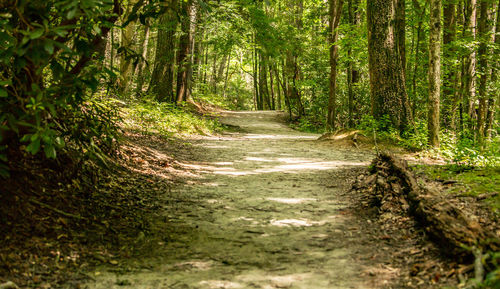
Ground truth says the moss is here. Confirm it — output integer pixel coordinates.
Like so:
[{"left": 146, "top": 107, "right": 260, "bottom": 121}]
[{"left": 413, "top": 164, "right": 500, "bottom": 212}]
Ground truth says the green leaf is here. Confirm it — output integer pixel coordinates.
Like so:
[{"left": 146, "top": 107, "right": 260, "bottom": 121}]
[
  {"left": 20, "top": 134, "right": 31, "bottom": 142},
  {"left": 54, "top": 137, "right": 65, "bottom": 147},
  {"left": 67, "top": 8, "right": 77, "bottom": 20},
  {"left": 44, "top": 40, "right": 54, "bottom": 54},
  {"left": 44, "top": 145, "right": 56, "bottom": 159},
  {"left": 26, "top": 139, "right": 41, "bottom": 155},
  {"left": 29, "top": 29, "right": 44, "bottom": 39},
  {"left": 0, "top": 88, "right": 7, "bottom": 97}
]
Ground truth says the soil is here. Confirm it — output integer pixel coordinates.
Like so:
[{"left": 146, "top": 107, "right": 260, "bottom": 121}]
[
  {"left": 1, "top": 110, "right": 464, "bottom": 288},
  {"left": 78, "top": 111, "right": 456, "bottom": 289}
]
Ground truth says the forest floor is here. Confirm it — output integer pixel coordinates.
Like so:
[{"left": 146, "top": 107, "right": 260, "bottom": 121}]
[{"left": 76, "top": 110, "right": 457, "bottom": 289}]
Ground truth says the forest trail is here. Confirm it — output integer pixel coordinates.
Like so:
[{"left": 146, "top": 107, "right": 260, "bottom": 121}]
[{"left": 85, "top": 111, "right": 402, "bottom": 289}]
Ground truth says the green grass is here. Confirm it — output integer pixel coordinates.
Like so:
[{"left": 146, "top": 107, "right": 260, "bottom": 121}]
[
  {"left": 413, "top": 164, "right": 500, "bottom": 211},
  {"left": 121, "top": 98, "right": 223, "bottom": 138}
]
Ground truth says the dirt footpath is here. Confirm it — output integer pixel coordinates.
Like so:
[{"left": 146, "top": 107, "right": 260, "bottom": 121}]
[{"left": 84, "top": 111, "right": 431, "bottom": 289}]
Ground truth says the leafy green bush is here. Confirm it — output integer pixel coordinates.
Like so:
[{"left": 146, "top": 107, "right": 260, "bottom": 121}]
[
  {"left": 439, "top": 131, "right": 500, "bottom": 167},
  {"left": 398, "top": 120, "right": 429, "bottom": 151},
  {"left": 290, "top": 116, "right": 324, "bottom": 133},
  {"left": 0, "top": 0, "right": 124, "bottom": 177}
]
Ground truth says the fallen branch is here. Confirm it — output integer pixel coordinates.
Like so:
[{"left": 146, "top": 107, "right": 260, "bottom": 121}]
[{"left": 29, "top": 198, "right": 84, "bottom": 220}]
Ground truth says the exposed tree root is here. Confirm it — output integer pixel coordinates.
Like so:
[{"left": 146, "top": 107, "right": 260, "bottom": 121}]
[{"left": 353, "top": 152, "right": 500, "bottom": 261}]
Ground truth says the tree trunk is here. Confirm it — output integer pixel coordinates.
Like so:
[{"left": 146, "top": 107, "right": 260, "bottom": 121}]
[
  {"left": 285, "top": 0, "right": 305, "bottom": 117},
  {"left": 463, "top": 0, "right": 477, "bottom": 122},
  {"left": 176, "top": 0, "right": 194, "bottom": 103},
  {"left": 211, "top": 50, "right": 218, "bottom": 94},
  {"left": 135, "top": 25, "right": 150, "bottom": 95},
  {"left": 367, "top": 0, "right": 413, "bottom": 133},
  {"left": 275, "top": 64, "right": 282, "bottom": 111},
  {"left": 486, "top": 0, "right": 500, "bottom": 140},
  {"left": 150, "top": 2, "right": 177, "bottom": 102},
  {"left": 327, "top": 0, "right": 344, "bottom": 131},
  {"left": 428, "top": 0, "right": 441, "bottom": 147},
  {"left": 347, "top": 0, "right": 360, "bottom": 128},
  {"left": 223, "top": 50, "right": 231, "bottom": 99},
  {"left": 410, "top": 0, "right": 425, "bottom": 116},
  {"left": 281, "top": 59, "right": 292, "bottom": 118},
  {"left": 253, "top": 40, "right": 260, "bottom": 110},
  {"left": 443, "top": 1, "right": 457, "bottom": 127},
  {"left": 186, "top": 2, "right": 199, "bottom": 101},
  {"left": 118, "top": 0, "right": 137, "bottom": 94},
  {"left": 476, "top": 0, "right": 492, "bottom": 145},
  {"left": 259, "top": 53, "right": 271, "bottom": 109},
  {"left": 269, "top": 63, "right": 275, "bottom": 110},
  {"left": 395, "top": 0, "right": 406, "bottom": 75}
]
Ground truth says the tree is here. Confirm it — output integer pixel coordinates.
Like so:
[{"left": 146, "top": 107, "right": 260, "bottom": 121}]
[
  {"left": 326, "top": 0, "right": 344, "bottom": 131},
  {"left": 347, "top": 0, "right": 361, "bottom": 128},
  {"left": 150, "top": 2, "right": 177, "bottom": 102},
  {"left": 486, "top": 0, "right": 500, "bottom": 140},
  {"left": 463, "top": 0, "right": 477, "bottom": 126},
  {"left": 428, "top": 0, "right": 441, "bottom": 147},
  {"left": 442, "top": 0, "right": 457, "bottom": 127},
  {"left": 118, "top": 0, "right": 137, "bottom": 94},
  {"left": 476, "top": 0, "right": 492, "bottom": 145},
  {"left": 367, "top": 0, "right": 413, "bottom": 133},
  {"left": 176, "top": 0, "right": 195, "bottom": 103}
]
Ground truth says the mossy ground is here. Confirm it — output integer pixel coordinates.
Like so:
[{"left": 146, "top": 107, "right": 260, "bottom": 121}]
[{"left": 413, "top": 164, "right": 500, "bottom": 213}]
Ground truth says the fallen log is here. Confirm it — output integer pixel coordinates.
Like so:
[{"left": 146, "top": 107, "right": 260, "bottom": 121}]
[{"left": 358, "top": 152, "right": 500, "bottom": 260}]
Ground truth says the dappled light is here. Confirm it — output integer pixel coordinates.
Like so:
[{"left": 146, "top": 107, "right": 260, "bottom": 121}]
[
  {"left": 2, "top": 0, "right": 498, "bottom": 286},
  {"left": 266, "top": 197, "right": 316, "bottom": 204}
]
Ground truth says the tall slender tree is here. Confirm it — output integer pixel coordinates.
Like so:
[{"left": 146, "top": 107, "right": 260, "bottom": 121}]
[
  {"left": 443, "top": 0, "right": 457, "bottom": 127},
  {"left": 477, "top": 0, "right": 492, "bottom": 145},
  {"left": 463, "top": 0, "right": 477, "bottom": 124},
  {"left": 428, "top": 0, "right": 441, "bottom": 147},
  {"left": 326, "top": 0, "right": 344, "bottom": 131},
  {"left": 176, "top": 0, "right": 194, "bottom": 103}
]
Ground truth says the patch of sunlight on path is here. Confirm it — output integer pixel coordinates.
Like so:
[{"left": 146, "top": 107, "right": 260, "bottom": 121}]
[{"left": 84, "top": 111, "right": 392, "bottom": 289}]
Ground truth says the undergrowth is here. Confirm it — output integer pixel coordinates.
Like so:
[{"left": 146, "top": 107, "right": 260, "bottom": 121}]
[
  {"left": 357, "top": 115, "right": 500, "bottom": 167},
  {"left": 122, "top": 97, "right": 223, "bottom": 137}
]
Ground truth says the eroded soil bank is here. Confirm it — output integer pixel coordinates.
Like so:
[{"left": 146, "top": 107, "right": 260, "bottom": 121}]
[{"left": 81, "top": 111, "right": 453, "bottom": 289}]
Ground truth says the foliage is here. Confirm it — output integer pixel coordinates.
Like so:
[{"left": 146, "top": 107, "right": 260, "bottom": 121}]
[
  {"left": 123, "top": 98, "right": 223, "bottom": 137},
  {"left": 0, "top": 0, "right": 122, "bottom": 176},
  {"left": 290, "top": 115, "right": 325, "bottom": 133}
]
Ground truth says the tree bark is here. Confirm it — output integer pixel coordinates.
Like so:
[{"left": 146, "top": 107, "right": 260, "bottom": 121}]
[
  {"left": 259, "top": 53, "right": 271, "bottom": 109},
  {"left": 326, "top": 0, "right": 344, "bottom": 131},
  {"left": 150, "top": 2, "right": 177, "bottom": 102},
  {"left": 443, "top": 1, "right": 457, "bottom": 127},
  {"left": 463, "top": 0, "right": 477, "bottom": 121},
  {"left": 223, "top": 50, "right": 232, "bottom": 99},
  {"left": 285, "top": 0, "right": 305, "bottom": 117},
  {"left": 275, "top": 64, "right": 282, "bottom": 110},
  {"left": 135, "top": 25, "right": 150, "bottom": 95},
  {"left": 428, "top": 0, "right": 441, "bottom": 147},
  {"left": 410, "top": 0, "right": 425, "bottom": 116},
  {"left": 347, "top": 0, "right": 360, "bottom": 128},
  {"left": 269, "top": 63, "right": 275, "bottom": 110},
  {"left": 486, "top": 0, "right": 500, "bottom": 140},
  {"left": 367, "top": 0, "right": 413, "bottom": 133},
  {"left": 176, "top": 0, "right": 194, "bottom": 103},
  {"left": 476, "top": 0, "right": 492, "bottom": 145},
  {"left": 395, "top": 0, "right": 406, "bottom": 75},
  {"left": 118, "top": 0, "right": 137, "bottom": 94}
]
